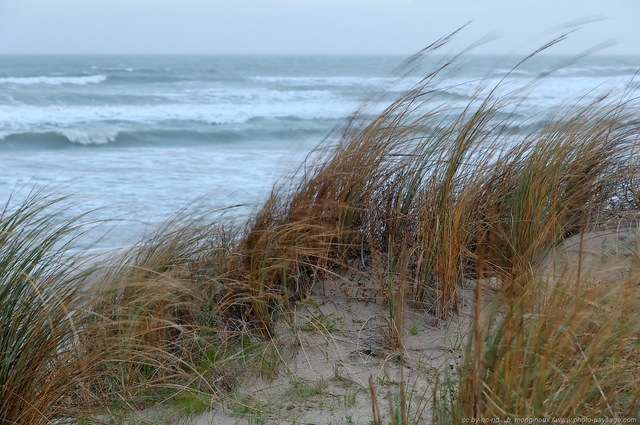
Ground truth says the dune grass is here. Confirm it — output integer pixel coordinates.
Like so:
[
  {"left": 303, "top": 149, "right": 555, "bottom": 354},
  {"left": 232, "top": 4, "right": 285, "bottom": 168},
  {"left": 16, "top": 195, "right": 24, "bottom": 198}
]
[
  {"left": 455, "top": 270, "right": 640, "bottom": 420},
  {"left": 238, "top": 40, "right": 639, "bottom": 322},
  {"left": 0, "top": 191, "right": 104, "bottom": 424},
  {"left": 80, "top": 216, "right": 247, "bottom": 410},
  {"left": 1, "top": 37, "right": 639, "bottom": 423}
]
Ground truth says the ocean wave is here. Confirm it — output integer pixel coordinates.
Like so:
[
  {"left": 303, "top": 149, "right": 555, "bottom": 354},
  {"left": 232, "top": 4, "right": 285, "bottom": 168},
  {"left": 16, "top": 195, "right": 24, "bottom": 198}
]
[
  {"left": 551, "top": 65, "right": 639, "bottom": 77},
  {"left": 58, "top": 129, "right": 120, "bottom": 145},
  {"left": 0, "top": 121, "right": 334, "bottom": 150},
  {"left": 107, "top": 66, "right": 135, "bottom": 72},
  {"left": 249, "top": 75, "right": 423, "bottom": 89},
  {"left": 0, "top": 74, "right": 107, "bottom": 86},
  {"left": 0, "top": 101, "right": 355, "bottom": 129},
  {"left": 0, "top": 129, "right": 121, "bottom": 146},
  {"left": 161, "top": 87, "right": 338, "bottom": 104}
]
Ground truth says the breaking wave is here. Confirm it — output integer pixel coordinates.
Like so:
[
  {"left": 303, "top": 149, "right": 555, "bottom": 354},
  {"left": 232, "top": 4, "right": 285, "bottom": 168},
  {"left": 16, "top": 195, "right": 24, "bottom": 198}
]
[{"left": 0, "top": 74, "right": 107, "bottom": 86}]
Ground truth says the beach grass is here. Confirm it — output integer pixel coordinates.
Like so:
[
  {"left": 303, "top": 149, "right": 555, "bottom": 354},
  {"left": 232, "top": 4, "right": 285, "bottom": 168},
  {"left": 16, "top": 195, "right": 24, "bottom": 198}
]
[
  {"left": 1, "top": 37, "right": 639, "bottom": 424},
  {"left": 238, "top": 39, "right": 638, "bottom": 322},
  {"left": 0, "top": 191, "right": 105, "bottom": 423},
  {"left": 455, "top": 267, "right": 640, "bottom": 420}
]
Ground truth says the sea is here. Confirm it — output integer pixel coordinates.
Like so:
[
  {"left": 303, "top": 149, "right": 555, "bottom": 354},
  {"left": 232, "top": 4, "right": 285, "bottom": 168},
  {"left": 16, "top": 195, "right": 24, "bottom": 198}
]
[{"left": 1, "top": 54, "right": 638, "bottom": 251}]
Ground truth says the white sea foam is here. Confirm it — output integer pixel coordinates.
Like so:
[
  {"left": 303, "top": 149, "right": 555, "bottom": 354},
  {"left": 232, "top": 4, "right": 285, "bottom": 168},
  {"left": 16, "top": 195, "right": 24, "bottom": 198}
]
[
  {"left": 0, "top": 100, "right": 355, "bottom": 130},
  {"left": 162, "top": 87, "right": 338, "bottom": 104},
  {"left": 0, "top": 128, "right": 120, "bottom": 145},
  {"left": 58, "top": 129, "right": 120, "bottom": 145},
  {"left": 0, "top": 74, "right": 107, "bottom": 86},
  {"left": 249, "top": 75, "right": 423, "bottom": 89},
  {"left": 105, "top": 66, "right": 135, "bottom": 72},
  {"left": 551, "top": 66, "right": 639, "bottom": 76}
]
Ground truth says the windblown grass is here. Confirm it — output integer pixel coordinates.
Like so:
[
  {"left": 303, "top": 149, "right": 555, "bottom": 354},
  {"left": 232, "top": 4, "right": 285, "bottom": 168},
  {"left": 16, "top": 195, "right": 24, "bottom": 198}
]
[
  {"left": 239, "top": 37, "right": 640, "bottom": 324},
  {"left": 476, "top": 99, "right": 638, "bottom": 290},
  {"left": 83, "top": 215, "right": 242, "bottom": 407},
  {"left": 450, "top": 265, "right": 640, "bottom": 421},
  {"left": 1, "top": 34, "right": 639, "bottom": 423},
  {"left": 0, "top": 190, "right": 102, "bottom": 424}
]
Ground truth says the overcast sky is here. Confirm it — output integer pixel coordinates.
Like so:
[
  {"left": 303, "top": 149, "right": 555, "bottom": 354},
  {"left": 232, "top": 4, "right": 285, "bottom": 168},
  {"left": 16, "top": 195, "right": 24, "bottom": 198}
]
[{"left": 0, "top": 0, "right": 638, "bottom": 55}]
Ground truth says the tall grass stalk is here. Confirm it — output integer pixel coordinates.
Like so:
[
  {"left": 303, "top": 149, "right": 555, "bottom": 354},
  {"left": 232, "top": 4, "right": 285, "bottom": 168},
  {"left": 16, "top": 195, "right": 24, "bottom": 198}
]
[
  {"left": 240, "top": 38, "right": 639, "bottom": 321},
  {"left": 84, "top": 215, "right": 241, "bottom": 405},
  {"left": 456, "top": 267, "right": 640, "bottom": 419},
  {"left": 0, "top": 190, "right": 102, "bottom": 424}
]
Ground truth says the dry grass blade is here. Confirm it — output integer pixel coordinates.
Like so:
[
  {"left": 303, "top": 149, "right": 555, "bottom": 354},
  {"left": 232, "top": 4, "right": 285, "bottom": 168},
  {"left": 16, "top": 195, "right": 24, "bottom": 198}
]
[
  {"left": 0, "top": 190, "right": 104, "bottom": 424},
  {"left": 458, "top": 268, "right": 640, "bottom": 419}
]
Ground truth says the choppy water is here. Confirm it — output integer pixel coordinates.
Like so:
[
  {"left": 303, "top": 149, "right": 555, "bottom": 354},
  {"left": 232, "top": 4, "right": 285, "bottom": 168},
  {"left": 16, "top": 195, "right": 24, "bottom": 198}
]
[{"left": 1, "top": 54, "right": 638, "bottom": 249}]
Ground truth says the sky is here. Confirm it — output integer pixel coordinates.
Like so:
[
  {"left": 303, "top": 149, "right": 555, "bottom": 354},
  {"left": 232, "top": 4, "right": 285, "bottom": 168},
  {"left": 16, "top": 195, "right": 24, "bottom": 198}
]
[{"left": 0, "top": 0, "right": 638, "bottom": 55}]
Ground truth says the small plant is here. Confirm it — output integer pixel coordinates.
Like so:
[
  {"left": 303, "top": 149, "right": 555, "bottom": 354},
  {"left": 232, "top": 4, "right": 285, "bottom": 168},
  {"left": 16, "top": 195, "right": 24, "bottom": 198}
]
[
  {"left": 300, "top": 306, "right": 344, "bottom": 333},
  {"left": 343, "top": 388, "right": 361, "bottom": 408},
  {"left": 229, "top": 393, "right": 274, "bottom": 423},
  {"left": 285, "top": 379, "right": 326, "bottom": 401},
  {"left": 173, "top": 391, "right": 211, "bottom": 415},
  {"left": 247, "top": 412, "right": 269, "bottom": 425},
  {"left": 376, "top": 372, "right": 399, "bottom": 387},
  {"left": 409, "top": 324, "right": 419, "bottom": 336}
]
